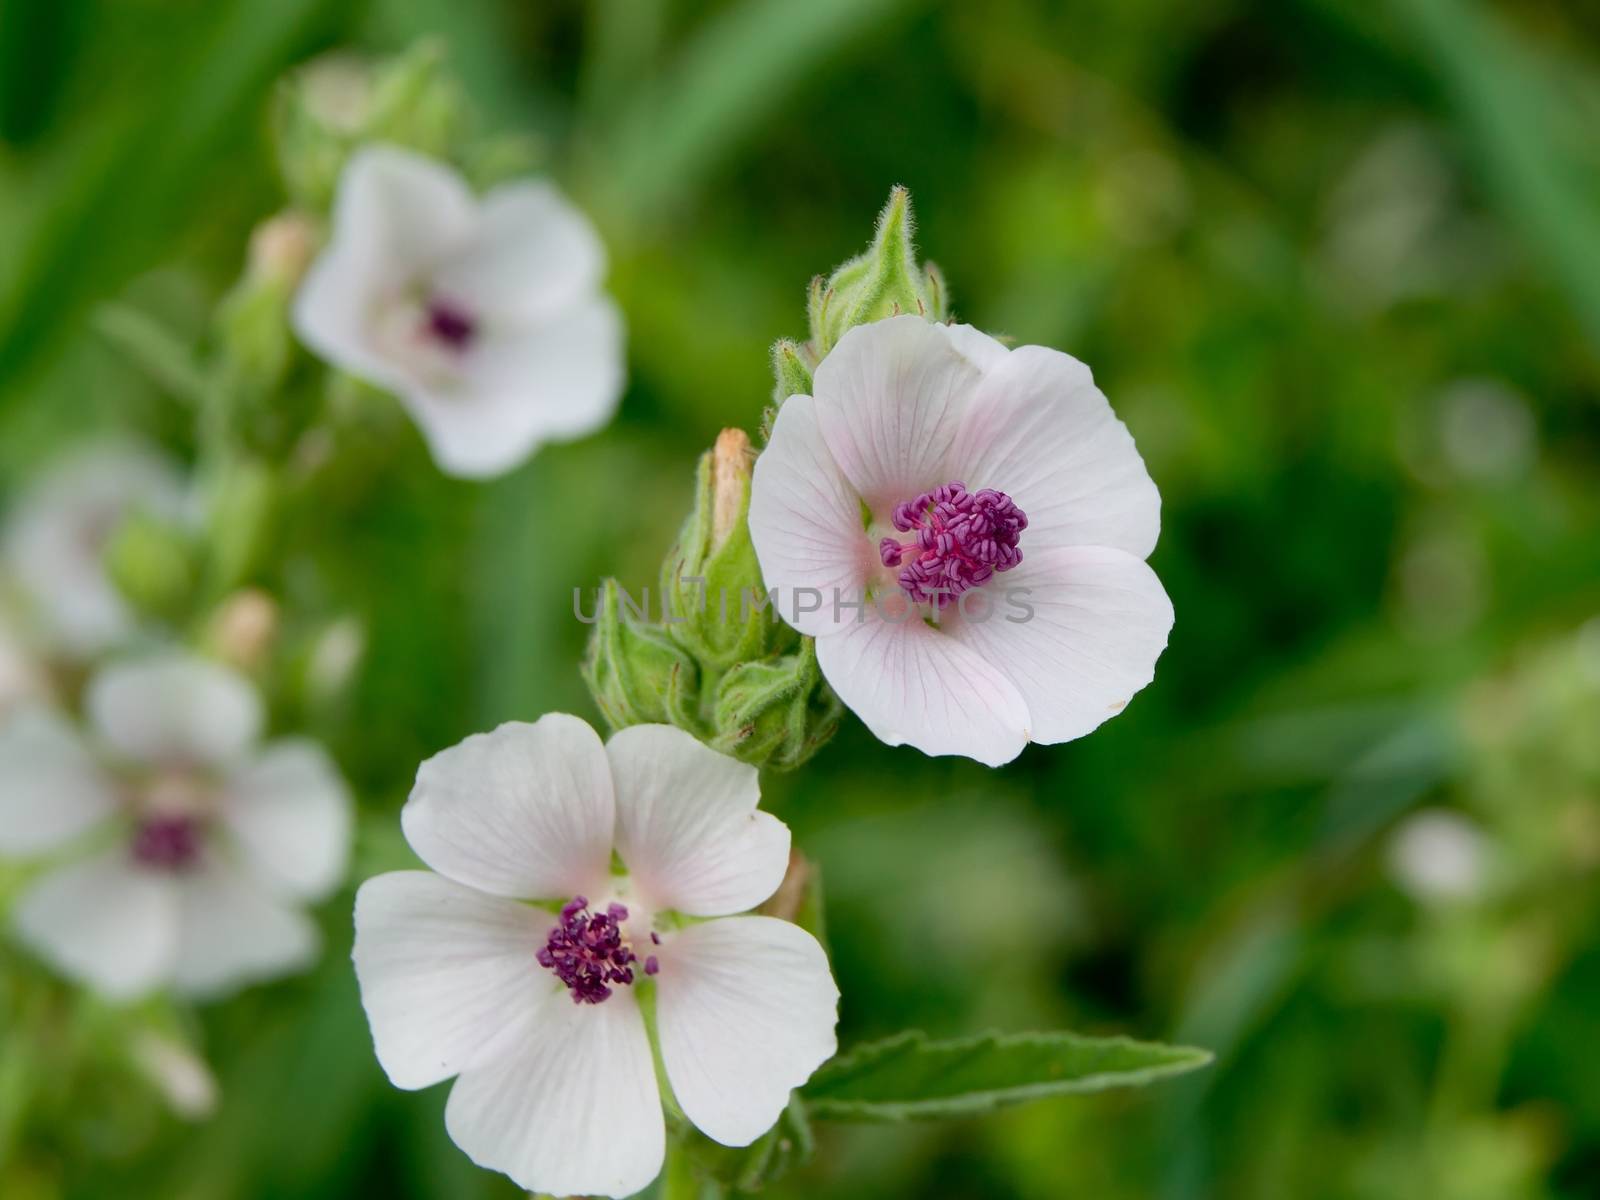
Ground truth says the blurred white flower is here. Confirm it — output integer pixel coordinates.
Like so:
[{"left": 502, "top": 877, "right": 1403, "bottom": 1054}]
[
  {"left": 353, "top": 715, "right": 837, "bottom": 1199},
  {"left": 0, "top": 653, "right": 351, "bottom": 999},
  {"left": 2, "top": 440, "right": 185, "bottom": 658},
  {"left": 294, "top": 145, "right": 625, "bottom": 479},
  {"left": 1436, "top": 378, "right": 1537, "bottom": 484},
  {"left": 748, "top": 315, "right": 1172, "bottom": 766},
  {"left": 130, "top": 1030, "right": 218, "bottom": 1121},
  {"left": 1388, "top": 808, "right": 1489, "bottom": 904}
]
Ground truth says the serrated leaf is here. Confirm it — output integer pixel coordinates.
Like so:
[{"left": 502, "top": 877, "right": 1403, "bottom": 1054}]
[{"left": 804, "top": 1029, "right": 1212, "bottom": 1122}]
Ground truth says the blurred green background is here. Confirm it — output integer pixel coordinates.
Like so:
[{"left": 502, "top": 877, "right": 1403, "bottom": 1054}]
[{"left": 3, "top": 0, "right": 1599, "bottom": 1197}]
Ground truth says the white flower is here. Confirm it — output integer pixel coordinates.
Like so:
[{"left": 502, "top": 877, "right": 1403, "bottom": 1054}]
[
  {"left": 352, "top": 715, "right": 838, "bottom": 1200},
  {"left": 1388, "top": 808, "right": 1490, "bottom": 904},
  {"left": 0, "top": 653, "right": 351, "bottom": 999},
  {"left": 748, "top": 315, "right": 1173, "bottom": 767},
  {"left": 293, "top": 145, "right": 625, "bottom": 479},
  {"left": 2, "top": 439, "right": 185, "bottom": 658}
]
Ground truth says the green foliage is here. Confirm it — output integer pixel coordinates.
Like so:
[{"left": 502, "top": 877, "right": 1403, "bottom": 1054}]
[{"left": 805, "top": 1030, "right": 1212, "bottom": 1122}]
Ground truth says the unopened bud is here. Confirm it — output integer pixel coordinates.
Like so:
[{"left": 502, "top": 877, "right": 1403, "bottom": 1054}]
[
  {"left": 103, "top": 511, "right": 196, "bottom": 622},
  {"left": 583, "top": 580, "right": 701, "bottom": 731},
  {"left": 710, "top": 429, "right": 754, "bottom": 551},
  {"left": 709, "top": 640, "right": 841, "bottom": 771},
  {"left": 208, "top": 589, "right": 279, "bottom": 670},
  {"left": 248, "top": 213, "right": 316, "bottom": 290},
  {"left": 130, "top": 1032, "right": 218, "bottom": 1122},
  {"left": 218, "top": 212, "right": 319, "bottom": 389},
  {"left": 660, "top": 430, "right": 789, "bottom": 670},
  {"left": 274, "top": 41, "right": 467, "bottom": 211},
  {"left": 806, "top": 186, "right": 947, "bottom": 359}
]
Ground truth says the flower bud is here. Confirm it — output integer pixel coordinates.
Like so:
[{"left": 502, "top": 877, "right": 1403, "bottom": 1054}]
[
  {"left": 217, "top": 212, "right": 317, "bottom": 390},
  {"left": 306, "top": 616, "right": 366, "bottom": 704},
  {"left": 709, "top": 641, "right": 842, "bottom": 771},
  {"left": 205, "top": 459, "right": 278, "bottom": 594},
  {"left": 660, "top": 429, "right": 792, "bottom": 670},
  {"left": 273, "top": 41, "right": 467, "bottom": 212},
  {"left": 582, "top": 579, "right": 701, "bottom": 732},
  {"left": 806, "top": 186, "right": 948, "bottom": 358},
  {"left": 129, "top": 1031, "right": 218, "bottom": 1122},
  {"left": 103, "top": 511, "right": 196, "bottom": 622},
  {"left": 207, "top": 588, "right": 279, "bottom": 671}
]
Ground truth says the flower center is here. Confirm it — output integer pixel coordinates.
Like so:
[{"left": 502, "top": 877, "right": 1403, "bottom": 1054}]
[
  {"left": 422, "top": 298, "right": 477, "bottom": 352},
  {"left": 132, "top": 816, "right": 203, "bottom": 871},
  {"left": 878, "top": 481, "right": 1027, "bottom": 607},
  {"left": 537, "top": 896, "right": 660, "bottom": 1005}
]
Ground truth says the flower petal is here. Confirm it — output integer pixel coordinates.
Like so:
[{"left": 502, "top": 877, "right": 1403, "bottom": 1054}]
[
  {"left": 402, "top": 296, "right": 625, "bottom": 479},
  {"left": 87, "top": 653, "right": 262, "bottom": 769},
  {"left": 657, "top": 916, "right": 838, "bottom": 1147},
  {"left": 170, "top": 857, "right": 319, "bottom": 997},
  {"left": 353, "top": 871, "right": 557, "bottom": 1090},
  {"left": 293, "top": 144, "right": 477, "bottom": 389},
  {"left": 2, "top": 439, "right": 185, "bottom": 657},
  {"left": 812, "top": 315, "right": 980, "bottom": 511},
  {"left": 955, "top": 343, "right": 1161, "bottom": 558},
  {"left": 748, "top": 394, "right": 874, "bottom": 637},
  {"left": 220, "top": 740, "right": 352, "bottom": 900},
  {"left": 944, "top": 546, "right": 1173, "bottom": 745},
  {"left": 0, "top": 708, "right": 117, "bottom": 855},
  {"left": 607, "top": 725, "right": 789, "bottom": 917},
  {"left": 432, "top": 179, "right": 607, "bottom": 325},
  {"left": 940, "top": 321, "right": 1012, "bottom": 372},
  {"left": 13, "top": 850, "right": 180, "bottom": 999},
  {"left": 814, "top": 611, "right": 1031, "bottom": 766},
  {"left": 402, "top": 715, "right": 614, "bottom": 900},
  {"left": 445, "top": 986, "right": 663, "bottom": 1199}
]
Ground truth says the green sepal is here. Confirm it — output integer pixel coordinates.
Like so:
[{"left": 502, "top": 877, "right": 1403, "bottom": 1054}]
[
  {"left": 808, "top": 186, "right": 945, "bottom": 356},
  {"left": 709, "top": 637, "right": 842, "bottom": 771},
  {"left": 273, "top": 40, "right": 469, "bottom": 212},
  {"left": 660, "top": 432, "right": 790, "bottom": 670},
  {"left": 203, "top": 458, "right": 279, "bottom": 596},
  {"left": 103, "top": 511, "right": 198, "bottom": 622},
  {"left": 582, "top": 578, "right": 703, "bottom": 732},
  {"left": 669, "top": 1094, "right": 815, "bottom": 1196}
]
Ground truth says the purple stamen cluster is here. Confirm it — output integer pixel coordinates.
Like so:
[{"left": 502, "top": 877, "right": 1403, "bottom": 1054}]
[
  {"left": 424, "top": 299, "right": 477, "bottom": 351},
  {"left": 879, "top": 481, "right": 1027, "bottom": 606},
  {"left": 538, "top": 897, "right": 649, "bottom": 1004},
  {"left": 132, "top": 816, "right": 202, "bottom": 871}
]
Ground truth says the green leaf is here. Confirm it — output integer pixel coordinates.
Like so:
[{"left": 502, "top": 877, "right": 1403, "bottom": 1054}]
[{"left": 805, "top": 1029, "right": 1212, "bottom": 1122}]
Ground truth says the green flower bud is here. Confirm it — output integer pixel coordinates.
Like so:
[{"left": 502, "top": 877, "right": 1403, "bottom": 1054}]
[
  {"left": 205, "top": 459, "right": 278, "bottom": 594},
  {"left": 104, "top": 511, "right": 196, "bottom": 621},
  {"left": 660, "top": 429, "right": 794, "bottom": 669},
  {"left": 806, "top": 186, "right": 948, "bottom": 358},
  {"left": 216, "top": 212, "right": 316, "bottom": 392},
  {"left": 273, "top": 41, "right": 468, "bottom": 212},
  {"left": 709, "top": 639, "right": 842, "bottom": 771},
  {"left": 582, "top": 579, "right": 702, "bottom": 732}
]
